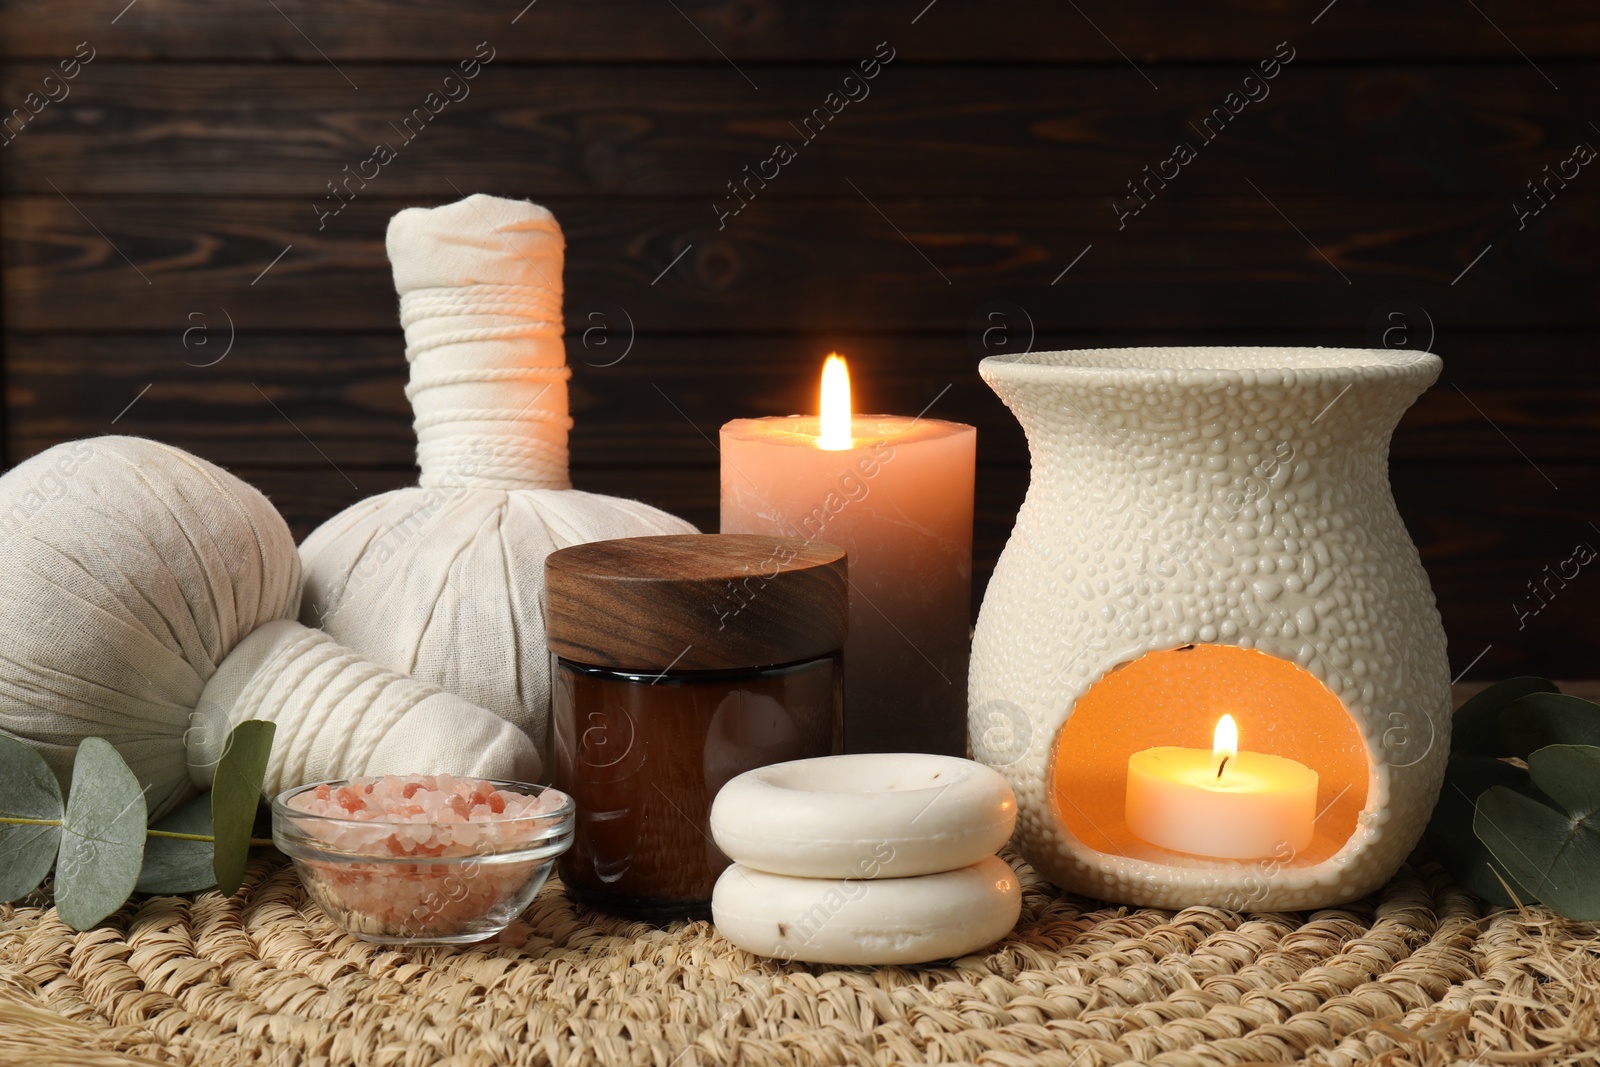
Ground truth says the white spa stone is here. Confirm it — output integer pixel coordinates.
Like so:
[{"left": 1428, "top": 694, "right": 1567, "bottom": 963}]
[
  {"left": 712, "top": 855, "right": 1022, "bottom": 965},
  {"left": 709, "top": 753, "right": 1016, "bottom": 879}
]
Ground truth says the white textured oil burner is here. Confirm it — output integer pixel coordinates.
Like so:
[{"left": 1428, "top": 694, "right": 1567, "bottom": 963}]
[{"left": 969, "top": 348, "right": 1450, "bottom": 910}]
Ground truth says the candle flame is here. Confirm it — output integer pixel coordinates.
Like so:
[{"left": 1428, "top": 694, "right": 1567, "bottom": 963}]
[
  {"left": 818, "top": 353, "right": 852, "bottom": 451},
  {"left": 1214, "top": 714, "right": 1238, "bottom": 779}
]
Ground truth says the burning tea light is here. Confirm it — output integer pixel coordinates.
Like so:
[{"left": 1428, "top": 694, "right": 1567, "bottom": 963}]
[
  {"left": 1125, "top": 714, "right": 1318, "bottom": 860},
  {"left": 720, "top": 355, "right": 975, "bottom": 756}
]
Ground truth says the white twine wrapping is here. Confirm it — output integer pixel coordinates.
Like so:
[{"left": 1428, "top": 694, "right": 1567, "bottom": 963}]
[{"left": 390, "top": 197, "right": 573, "bottom": 491}]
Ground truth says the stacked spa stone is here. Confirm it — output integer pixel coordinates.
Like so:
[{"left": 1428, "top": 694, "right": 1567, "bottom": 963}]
[{"left": 709, "top": 753, "right": 1021, "bottom": 965}]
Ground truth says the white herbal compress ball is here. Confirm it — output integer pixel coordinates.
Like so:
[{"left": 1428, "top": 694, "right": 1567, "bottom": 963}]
[
  {"left": 0, "top": 437, "right": 540, "bottom": 818},
  {"left": 299, "top": 195, "right": 694, "bottom": 763}
]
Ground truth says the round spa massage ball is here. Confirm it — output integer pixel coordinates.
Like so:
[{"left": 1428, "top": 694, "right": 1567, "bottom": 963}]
[
  {"left": 0, "top": 436, "right": 540, "bottom": 817},
  {"left": 299, "top": 196, "right": 694, "bottom": 771},
  {"left": 709, "top": 753, "right": 1022, "bottom": 965}
]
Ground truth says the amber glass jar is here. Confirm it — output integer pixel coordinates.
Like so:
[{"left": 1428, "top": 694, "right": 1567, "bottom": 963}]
[{"left": 545, "top": 534, "right": 847, "bottom": 920}]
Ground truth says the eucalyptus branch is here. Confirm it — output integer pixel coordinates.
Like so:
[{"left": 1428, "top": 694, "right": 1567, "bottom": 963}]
[
  {"left": 146, "top": 828, "right": 276, "bottom": 847},
  {"left": 5, "top": 816, "right": 274, "bottom": 846},
  {"left": 1426, "top": 677, "right": 1600, "bottom": 921},
  {"left": 0, "top": 721, "right": 279, "bottom": 926}
]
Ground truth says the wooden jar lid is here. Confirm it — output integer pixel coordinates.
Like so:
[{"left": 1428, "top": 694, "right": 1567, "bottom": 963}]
[{"left": 545, "top": 534, "right": 848, "bottom": 672}]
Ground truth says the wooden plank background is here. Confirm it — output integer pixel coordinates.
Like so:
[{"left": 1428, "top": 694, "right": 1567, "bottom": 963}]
[{"left": 2, "top": 1, "right": 1596, "bottom": 680}]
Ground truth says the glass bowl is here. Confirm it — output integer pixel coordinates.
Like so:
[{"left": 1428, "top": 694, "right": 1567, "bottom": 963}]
[{"left": 272, "top": 777, "right": 575, "bottom": 945}]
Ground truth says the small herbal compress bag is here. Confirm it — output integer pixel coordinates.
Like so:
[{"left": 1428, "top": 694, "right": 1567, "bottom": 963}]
[
  {"left": 0, "top": 437, "right": 539, "bottom": 818},
  {"left": 299, "top": 195, "right": 693, "bottom": 761}
]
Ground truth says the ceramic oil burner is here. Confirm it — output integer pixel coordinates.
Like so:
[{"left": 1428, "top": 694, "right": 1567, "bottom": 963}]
[{"left": 969, "top": 347, "right": 1450, "bottom": 910}]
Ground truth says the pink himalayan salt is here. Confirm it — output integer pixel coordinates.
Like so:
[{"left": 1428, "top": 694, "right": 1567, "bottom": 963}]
[
  {"left": 285, "top": 775, "right": 569, "bottom": 941},
  {"left": 287, "top": 774, "right": 566, "bottom": 858}
]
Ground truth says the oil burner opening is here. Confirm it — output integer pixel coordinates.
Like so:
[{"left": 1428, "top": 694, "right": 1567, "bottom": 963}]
[{"left": 1050, "top": 644, "right": 1368, "bottom": 869}]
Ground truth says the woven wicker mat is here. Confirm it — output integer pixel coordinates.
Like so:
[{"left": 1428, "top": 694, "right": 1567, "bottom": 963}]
[{"left": 1, "top": 850, "right": 1596, "bottom": 1067}]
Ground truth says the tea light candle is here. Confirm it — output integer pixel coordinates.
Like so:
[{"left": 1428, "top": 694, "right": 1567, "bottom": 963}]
[
  {"left": 1125, "top": 714, "right": 1318, "bottom": 859},
  {"left": 720, "top": 356, "right": 975, "bottom": 755}
]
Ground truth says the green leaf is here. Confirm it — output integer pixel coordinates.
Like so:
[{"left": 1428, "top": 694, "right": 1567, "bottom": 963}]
[
  {"left": 56, "top": 738, "right": 148, "bottom": 930},
  {"left": 136, "top": 793, "right": 217, "bottom": 895},
  {"left": 0, "top": 733, "right": 65, "bottom": 902},
  {"left": 1475, "top": 745, "right": 1600, "bottom": 920},
  {"left": 212, "top": 721, "right": 274, "bottom": 897},
  {"left": 1525, "top": 745, "right": 1600, "bottom": 823},
  {"left": 1451, "top": 677, "right": 1559, "bottom": 756},
  {"left": 1497, "top": 693, "right": 1600, "bottom": 760},
  {"left": 1426, "top": 754, "right": 1524, "bottom": 906}
]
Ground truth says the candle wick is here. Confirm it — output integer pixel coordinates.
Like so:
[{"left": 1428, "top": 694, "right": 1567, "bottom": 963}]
[{"left": 1216, "top": 756, "right": 1229, "bottom": 779}]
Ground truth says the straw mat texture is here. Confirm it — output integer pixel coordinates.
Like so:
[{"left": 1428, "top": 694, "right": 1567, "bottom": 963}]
[{"left": 2, "top": 849, "right": 1597, "bottom": 1067}]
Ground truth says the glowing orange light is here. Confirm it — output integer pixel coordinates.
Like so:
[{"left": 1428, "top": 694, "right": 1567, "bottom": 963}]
[
  {"left": 818, "top": 354, "right": 852, "bottom": 451},
  {"left": 1213, "top": 714, "right": 1238, "bottom": 779}
]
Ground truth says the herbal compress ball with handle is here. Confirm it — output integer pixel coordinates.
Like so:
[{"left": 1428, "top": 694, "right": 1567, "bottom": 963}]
[
  {"left": 299, "top": 195, "right": 694, "bottom": 760},
  {"left": 0, "top": 436, "right": 540, "bottom": 818}
]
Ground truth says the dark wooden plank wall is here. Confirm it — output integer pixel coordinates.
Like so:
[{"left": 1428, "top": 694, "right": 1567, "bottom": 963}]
[{"left": 2, "top": 1, "right": 1596, "bottom": 680}]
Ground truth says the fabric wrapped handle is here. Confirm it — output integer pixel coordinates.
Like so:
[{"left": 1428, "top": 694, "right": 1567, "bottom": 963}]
[
  {"left": 389, "top": 196, "right": 573, "bottom": 492},
  {"left": 192, "top": 620, "right": 542, "bottom": 796}
]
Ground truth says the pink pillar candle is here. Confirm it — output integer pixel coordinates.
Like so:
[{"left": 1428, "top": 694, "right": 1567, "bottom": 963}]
[{"left": 720, "top": 411, "right": 975, "bottom": 755}]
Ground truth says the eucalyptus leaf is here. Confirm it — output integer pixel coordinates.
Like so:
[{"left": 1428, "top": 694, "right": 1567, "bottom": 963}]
[
  {"left": 1497, "top": 693, "right": 1600, "bottom": 761},
  {"left": 1451, "top": 677, "right": 1559, "bottom": 756},
  {"left": 212, "top": 721, "right": 275, "bottom": 897},
  {"left": 1525, "top": 745, "right": 1600, "bottom": 824},
  {"left": 0, "top": 733, "right": 65, "bottom": 902},
  {"left": 1475, "top": 745, "right": 1600, "bottom": 921},
  {"left": 1426, "top": 754, "right": 1525, "bottom": 906},
  {"left": 136, "top": 792, "right": 216, "bottom": 895},
  {"left": 56, "top": 738, "right": 148, "bottom": 930}
]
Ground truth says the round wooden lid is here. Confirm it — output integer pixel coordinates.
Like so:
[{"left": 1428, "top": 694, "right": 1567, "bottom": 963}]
[{"left": 544, "top": 534, "right": 848, "bottom": 671}]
